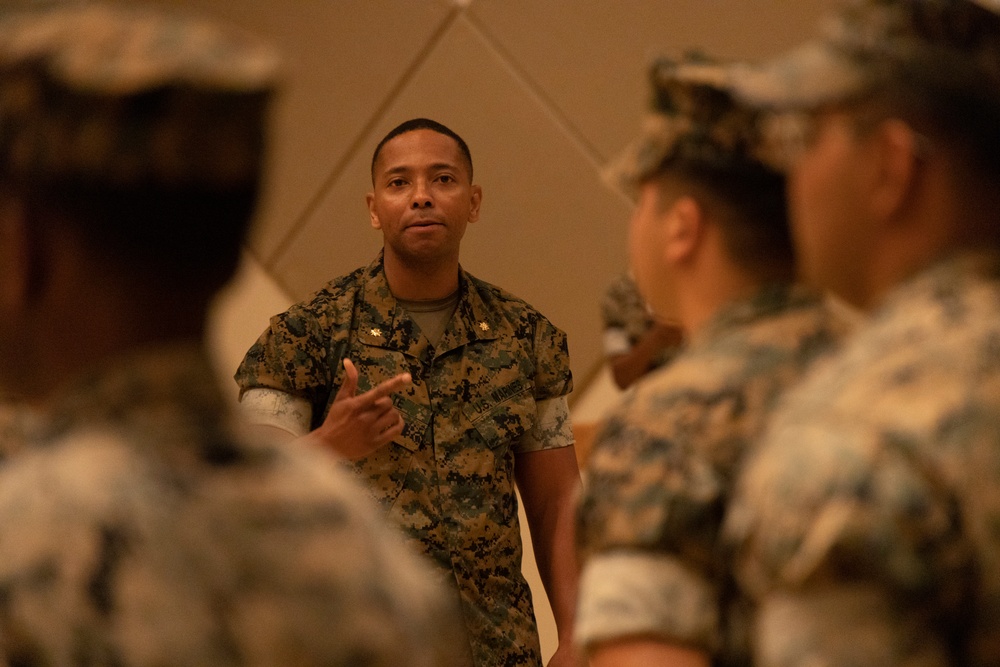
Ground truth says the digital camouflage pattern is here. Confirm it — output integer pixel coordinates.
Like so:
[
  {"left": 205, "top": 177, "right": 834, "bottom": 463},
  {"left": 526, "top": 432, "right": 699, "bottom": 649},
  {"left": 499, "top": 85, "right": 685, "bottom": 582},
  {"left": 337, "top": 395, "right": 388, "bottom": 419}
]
[
  {"left": 0, "top": 3, "right": 462, "bottom": 665},
  {"left": 726, "top": 0, "right": 1000, "bottom": 169},
  {"left": 0, "top": 3, "right": 279, "bottom": 187},
  {"left": 236, "top": 253, "right": 574, "bottom": 667},
  {"left": 601, "top": 272, "right": 679, "bottom": 370},
  {"left": 603, "top": 57, "right": 771, "bottom": 196},
  {"left": 729, "top": 0, "right": 1000, "bottom": 109},
  {"left": 727, "top": 253, "right": 1000, "bottom": 666},
  {"left": 0, "top": 344, "right": 461, "bottom": 667},
  {"left": 576, "top": 286, "right": 852, "bottom": 663}
]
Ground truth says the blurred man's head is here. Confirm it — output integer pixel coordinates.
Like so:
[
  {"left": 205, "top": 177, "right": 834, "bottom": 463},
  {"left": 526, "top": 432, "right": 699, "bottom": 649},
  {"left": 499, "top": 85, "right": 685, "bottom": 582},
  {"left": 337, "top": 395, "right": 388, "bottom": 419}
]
[
  {"left": 608, "top": 57, "right": 790, "bottom": 322},
  {"left": 0, "top": 3, "right": 279, "bottom": 396},
  {"left": 730, "top": 0, "right": 1000, "bottom": 307}
]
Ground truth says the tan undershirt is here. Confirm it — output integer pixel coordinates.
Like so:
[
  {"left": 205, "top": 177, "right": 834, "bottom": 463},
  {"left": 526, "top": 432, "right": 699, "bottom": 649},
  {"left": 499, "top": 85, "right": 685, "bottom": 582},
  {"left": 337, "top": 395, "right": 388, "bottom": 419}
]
[{"left": 397, "top": 290, "right": 460, "bottom": 348}]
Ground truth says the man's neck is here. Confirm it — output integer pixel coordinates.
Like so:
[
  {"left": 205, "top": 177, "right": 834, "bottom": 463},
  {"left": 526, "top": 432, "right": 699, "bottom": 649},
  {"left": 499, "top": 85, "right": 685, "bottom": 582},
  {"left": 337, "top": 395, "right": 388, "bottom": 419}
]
[
  {"left": 382, "top": 249, "right": 460, "bottom": 300},
  {"left": 675, "top": 251, "right": 775, "bottom": 336}
]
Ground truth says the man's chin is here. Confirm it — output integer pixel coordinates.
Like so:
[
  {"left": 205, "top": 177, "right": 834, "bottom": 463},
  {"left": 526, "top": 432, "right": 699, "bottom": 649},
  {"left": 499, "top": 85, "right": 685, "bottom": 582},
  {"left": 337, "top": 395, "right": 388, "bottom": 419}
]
[{"left": 391, "top": 244, "right": 459, "bottom": 266}]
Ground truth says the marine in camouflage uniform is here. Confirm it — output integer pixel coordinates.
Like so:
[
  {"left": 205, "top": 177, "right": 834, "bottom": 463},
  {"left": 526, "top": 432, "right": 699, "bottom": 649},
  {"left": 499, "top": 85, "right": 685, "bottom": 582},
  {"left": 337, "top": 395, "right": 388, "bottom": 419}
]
[
  {"left": 730, "top": 254, "right": 1000, "bottom": 665},
  {"left": 574, "top": 57, "right": 852, "bottom": 666},
  {"left": 719, "top": 0, "right": 1000, "bottom": 664},
  {"left": 0, "top": 4, "right": 458, "bottom": 665},
  {"left": 236, "top": 121, "right": 577, "bottom": 667}
]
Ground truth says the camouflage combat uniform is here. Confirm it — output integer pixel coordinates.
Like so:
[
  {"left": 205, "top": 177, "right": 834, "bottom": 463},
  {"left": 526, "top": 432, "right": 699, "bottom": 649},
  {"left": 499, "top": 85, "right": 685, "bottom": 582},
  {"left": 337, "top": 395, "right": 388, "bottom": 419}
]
[
  {"left": 0, "top": 344, "right": 458, "bottom": 667},
  {"left": 728, "top": 253, "right": 1000, "bottom": 665},
  {"left": 576, "top": 285, "right": 850, "bottom": 663},
  {"left": 0, "top": 4, "right": 460, "bottom": 665},
  {"left": 714, "top": 1, "right": 1000, "bottom": 664},
  {"left": 236, "top": 253, "right": 574, "bottom": 667},
  {"left": 600, "top": 272, "right": 679, "bottom": 370}
]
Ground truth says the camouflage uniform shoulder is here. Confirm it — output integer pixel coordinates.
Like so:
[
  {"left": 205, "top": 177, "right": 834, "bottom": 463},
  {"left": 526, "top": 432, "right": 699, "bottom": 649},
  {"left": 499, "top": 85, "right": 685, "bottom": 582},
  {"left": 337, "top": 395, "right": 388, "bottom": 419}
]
[
  {"left": 464, "top": 270, "right": 564, "bottom": 338},
  {"left": 601, "top": 272, "right": 653, "bottom": 334},
  {"left": 728, "top": 253, "right": 1000, "bottom": 663},
  {"left": 0, "top": 345, "right": 463, "bottom": 666},
  {"left": 680, "top": 286, "right": 852, "bottom": 381},
  {"left": 283, "top": 263, "right": 370, "bottom": 325},
  {"left": 580, "top": 286, "right": 849, "bottom": 558}
]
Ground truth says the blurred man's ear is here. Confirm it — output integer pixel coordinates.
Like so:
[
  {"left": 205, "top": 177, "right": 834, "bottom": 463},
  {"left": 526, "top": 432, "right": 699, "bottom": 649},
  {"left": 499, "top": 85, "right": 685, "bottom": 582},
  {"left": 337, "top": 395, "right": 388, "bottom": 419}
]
[
  {"left": 664, "top": 195, "right": 704, "bottom": 265},
  {"left": 0, "top": 194, "right": 30, "bottom": 313},
  {"left": 870, "top": 118, "right": 924, "bottom": 226}
]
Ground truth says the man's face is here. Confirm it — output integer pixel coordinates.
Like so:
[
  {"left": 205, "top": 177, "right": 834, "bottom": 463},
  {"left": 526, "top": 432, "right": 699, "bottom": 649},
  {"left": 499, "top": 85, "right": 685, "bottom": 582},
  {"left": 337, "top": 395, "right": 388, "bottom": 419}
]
[
  {"left": 367, "top": 128, "right": 482, "bottom": 268},
  {"left": 628, "top": 181, "right": 676, "bottom": 319},
  {"left": 787, "top": 109, "right": 874, "bottom": 306}
]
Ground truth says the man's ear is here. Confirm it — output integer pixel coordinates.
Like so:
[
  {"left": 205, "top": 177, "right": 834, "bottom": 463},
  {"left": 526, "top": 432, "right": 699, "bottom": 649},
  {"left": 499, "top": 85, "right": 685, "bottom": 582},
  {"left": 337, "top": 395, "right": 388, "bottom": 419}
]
[
  {"left": 870, "top": 118, "right": 922, "bottom": 224},
  {"left": 0, "top": 195, "right": 30, "bottom": 312},
  {"left": 663, "top": 195, "right": 703, "bottom": 264},
  {"left": 467, "top": 184, "right": 483, "bottom": 224},
  {"left": 366, "top": 192, "right": 382, "bottom": 230}
]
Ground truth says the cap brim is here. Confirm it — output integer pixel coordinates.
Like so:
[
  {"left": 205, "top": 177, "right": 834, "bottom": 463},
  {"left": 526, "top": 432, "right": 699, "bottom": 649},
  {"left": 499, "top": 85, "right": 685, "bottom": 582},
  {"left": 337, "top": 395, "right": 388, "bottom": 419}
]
[
  {"left": 728, "top": 41, "right": 865, "bottom": 110},
  {"left": 601, "top": 136, "right": 650, "bottom": 200}
]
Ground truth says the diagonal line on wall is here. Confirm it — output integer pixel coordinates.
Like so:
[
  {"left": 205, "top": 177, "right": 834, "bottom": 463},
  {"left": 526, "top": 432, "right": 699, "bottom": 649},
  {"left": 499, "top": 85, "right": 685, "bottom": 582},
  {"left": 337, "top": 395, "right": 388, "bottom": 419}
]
[
  {"left": 462, "top": 8, "right": 607, "bottom": 175},
  {"left": 263, "top": 6, "right": 463, "bottom": 275}
]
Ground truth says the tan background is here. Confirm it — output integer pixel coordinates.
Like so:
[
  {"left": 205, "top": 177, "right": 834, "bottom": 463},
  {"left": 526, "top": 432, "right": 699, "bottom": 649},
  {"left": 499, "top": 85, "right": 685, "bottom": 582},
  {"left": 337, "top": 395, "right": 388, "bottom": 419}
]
[{"left": 144, "top": 0, "right": 843, "bottom": 660}]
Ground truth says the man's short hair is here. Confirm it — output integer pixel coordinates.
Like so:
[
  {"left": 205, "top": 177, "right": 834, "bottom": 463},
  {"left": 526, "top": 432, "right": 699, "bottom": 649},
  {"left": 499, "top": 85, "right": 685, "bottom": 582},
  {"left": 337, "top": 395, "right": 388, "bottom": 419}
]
[
  {"left": 370, "top": 118, "right": 474, "bottom": 183},
  {"left": 854, "top": 33, "right": 1000, "bottom": 179},
  {"left": 655, "top": 155, "right": 792, "bottom": 277},
  {"left": 16, "top": 178, "right": 260, "bottom": 294}
]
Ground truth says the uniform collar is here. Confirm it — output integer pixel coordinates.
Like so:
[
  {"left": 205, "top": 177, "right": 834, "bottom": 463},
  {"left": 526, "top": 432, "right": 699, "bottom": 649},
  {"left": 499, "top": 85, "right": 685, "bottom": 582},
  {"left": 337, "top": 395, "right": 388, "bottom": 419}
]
[
  {"left": 692, "top": 283, "right": 821, "bottom": 348},
  {"left": 357, "top": 252, "right": 505, "bottom": 360},
  {"left": 875, "top": 249, "right": 1000, "bottom": 323}
]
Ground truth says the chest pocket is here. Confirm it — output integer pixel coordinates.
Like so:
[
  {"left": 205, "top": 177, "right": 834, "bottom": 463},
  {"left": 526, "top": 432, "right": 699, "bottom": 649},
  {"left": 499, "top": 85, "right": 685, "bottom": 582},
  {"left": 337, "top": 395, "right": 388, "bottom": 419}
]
[
  {"left": 463, "top": 378, "right": 536, "bottom": 456},
  {"left": 344, "top": 361, "right": 429, "bottom": 514}
]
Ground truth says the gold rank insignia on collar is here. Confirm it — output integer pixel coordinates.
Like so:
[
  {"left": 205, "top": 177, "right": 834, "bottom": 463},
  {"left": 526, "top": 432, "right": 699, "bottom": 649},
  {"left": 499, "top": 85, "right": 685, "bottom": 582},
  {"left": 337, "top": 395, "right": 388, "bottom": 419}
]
[
  {"left": 478, "top": 322, "right": 490, "bottom": 331},
  {"left": 370, "top": 328, "right": 383, "bottom": 337}
]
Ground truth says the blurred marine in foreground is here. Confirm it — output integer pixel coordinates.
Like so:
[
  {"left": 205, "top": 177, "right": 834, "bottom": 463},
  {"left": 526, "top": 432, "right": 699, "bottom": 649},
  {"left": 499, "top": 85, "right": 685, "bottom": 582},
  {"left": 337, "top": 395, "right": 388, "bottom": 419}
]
[
  {"left": 575, "top": 56, "right": 852, "bottom": 667},
  {"left": 725, "top": 0, "right": 1000, "bottom": 664},
  {"left": 0, "top": 4, "right": 458, "bottom": 666}
]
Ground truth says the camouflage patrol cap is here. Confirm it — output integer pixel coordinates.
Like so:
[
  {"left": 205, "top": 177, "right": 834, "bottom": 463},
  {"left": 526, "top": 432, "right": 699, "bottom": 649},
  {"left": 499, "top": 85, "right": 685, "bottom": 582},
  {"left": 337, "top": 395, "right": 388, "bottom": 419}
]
[
  {"left": 729, "top": 0, "right": 1000, "bottom": 110},
  {"left": 0, "top": 2, "right": 281, "bottom": 189},
  {"left": 605, "top": 56, "right": 771, "bottom": 194}
]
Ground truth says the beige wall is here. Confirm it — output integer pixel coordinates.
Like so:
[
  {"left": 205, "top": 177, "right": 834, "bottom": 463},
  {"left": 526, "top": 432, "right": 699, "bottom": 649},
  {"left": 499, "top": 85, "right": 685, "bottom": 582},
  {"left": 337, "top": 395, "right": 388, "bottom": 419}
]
[
  {"left": 184, "top": 1, "right": 844, "bottom": 660},
  {"left": 164, "top": 0, "right": 840, "bottom": 393}
]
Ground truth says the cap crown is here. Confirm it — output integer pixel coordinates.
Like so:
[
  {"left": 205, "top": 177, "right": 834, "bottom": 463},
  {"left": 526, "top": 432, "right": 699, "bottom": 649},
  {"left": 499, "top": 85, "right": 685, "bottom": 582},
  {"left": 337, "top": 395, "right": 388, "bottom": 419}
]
[
  {"left": 0, "top": 3, "right": 280, "bottom": 188},
  {"left": 732, "top": 0, "right": 1000, "bottom": 110},
  {"left": 607, "top": 57, "right": 773, "bottom": 191}
]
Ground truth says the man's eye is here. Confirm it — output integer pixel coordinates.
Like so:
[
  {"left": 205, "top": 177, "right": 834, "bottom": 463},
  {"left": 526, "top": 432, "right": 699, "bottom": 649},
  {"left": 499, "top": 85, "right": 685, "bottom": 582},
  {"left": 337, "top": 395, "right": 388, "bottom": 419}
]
[
  {"left": 438, "top": 174, "right": 454, "bottom": 184},
  {"left": 388, "top": 179, "right": 406, "bottom": 187}
]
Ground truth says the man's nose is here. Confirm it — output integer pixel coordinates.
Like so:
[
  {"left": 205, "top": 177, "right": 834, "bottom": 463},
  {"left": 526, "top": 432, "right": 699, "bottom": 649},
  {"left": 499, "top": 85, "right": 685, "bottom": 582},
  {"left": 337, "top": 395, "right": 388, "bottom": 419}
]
[{"left": 410, "top": 180, "right": 432, "bottom": 208}]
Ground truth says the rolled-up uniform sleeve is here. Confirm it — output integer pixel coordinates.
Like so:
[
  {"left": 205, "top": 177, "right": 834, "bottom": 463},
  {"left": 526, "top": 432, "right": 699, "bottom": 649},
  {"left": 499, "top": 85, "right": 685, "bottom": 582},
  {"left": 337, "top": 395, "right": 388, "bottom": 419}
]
[
  {"left": 575, "top": 400, "right": 728, "bottom": 653},
  {"left": 234, "top": 305, "right": 333, "bottom": 429}
]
